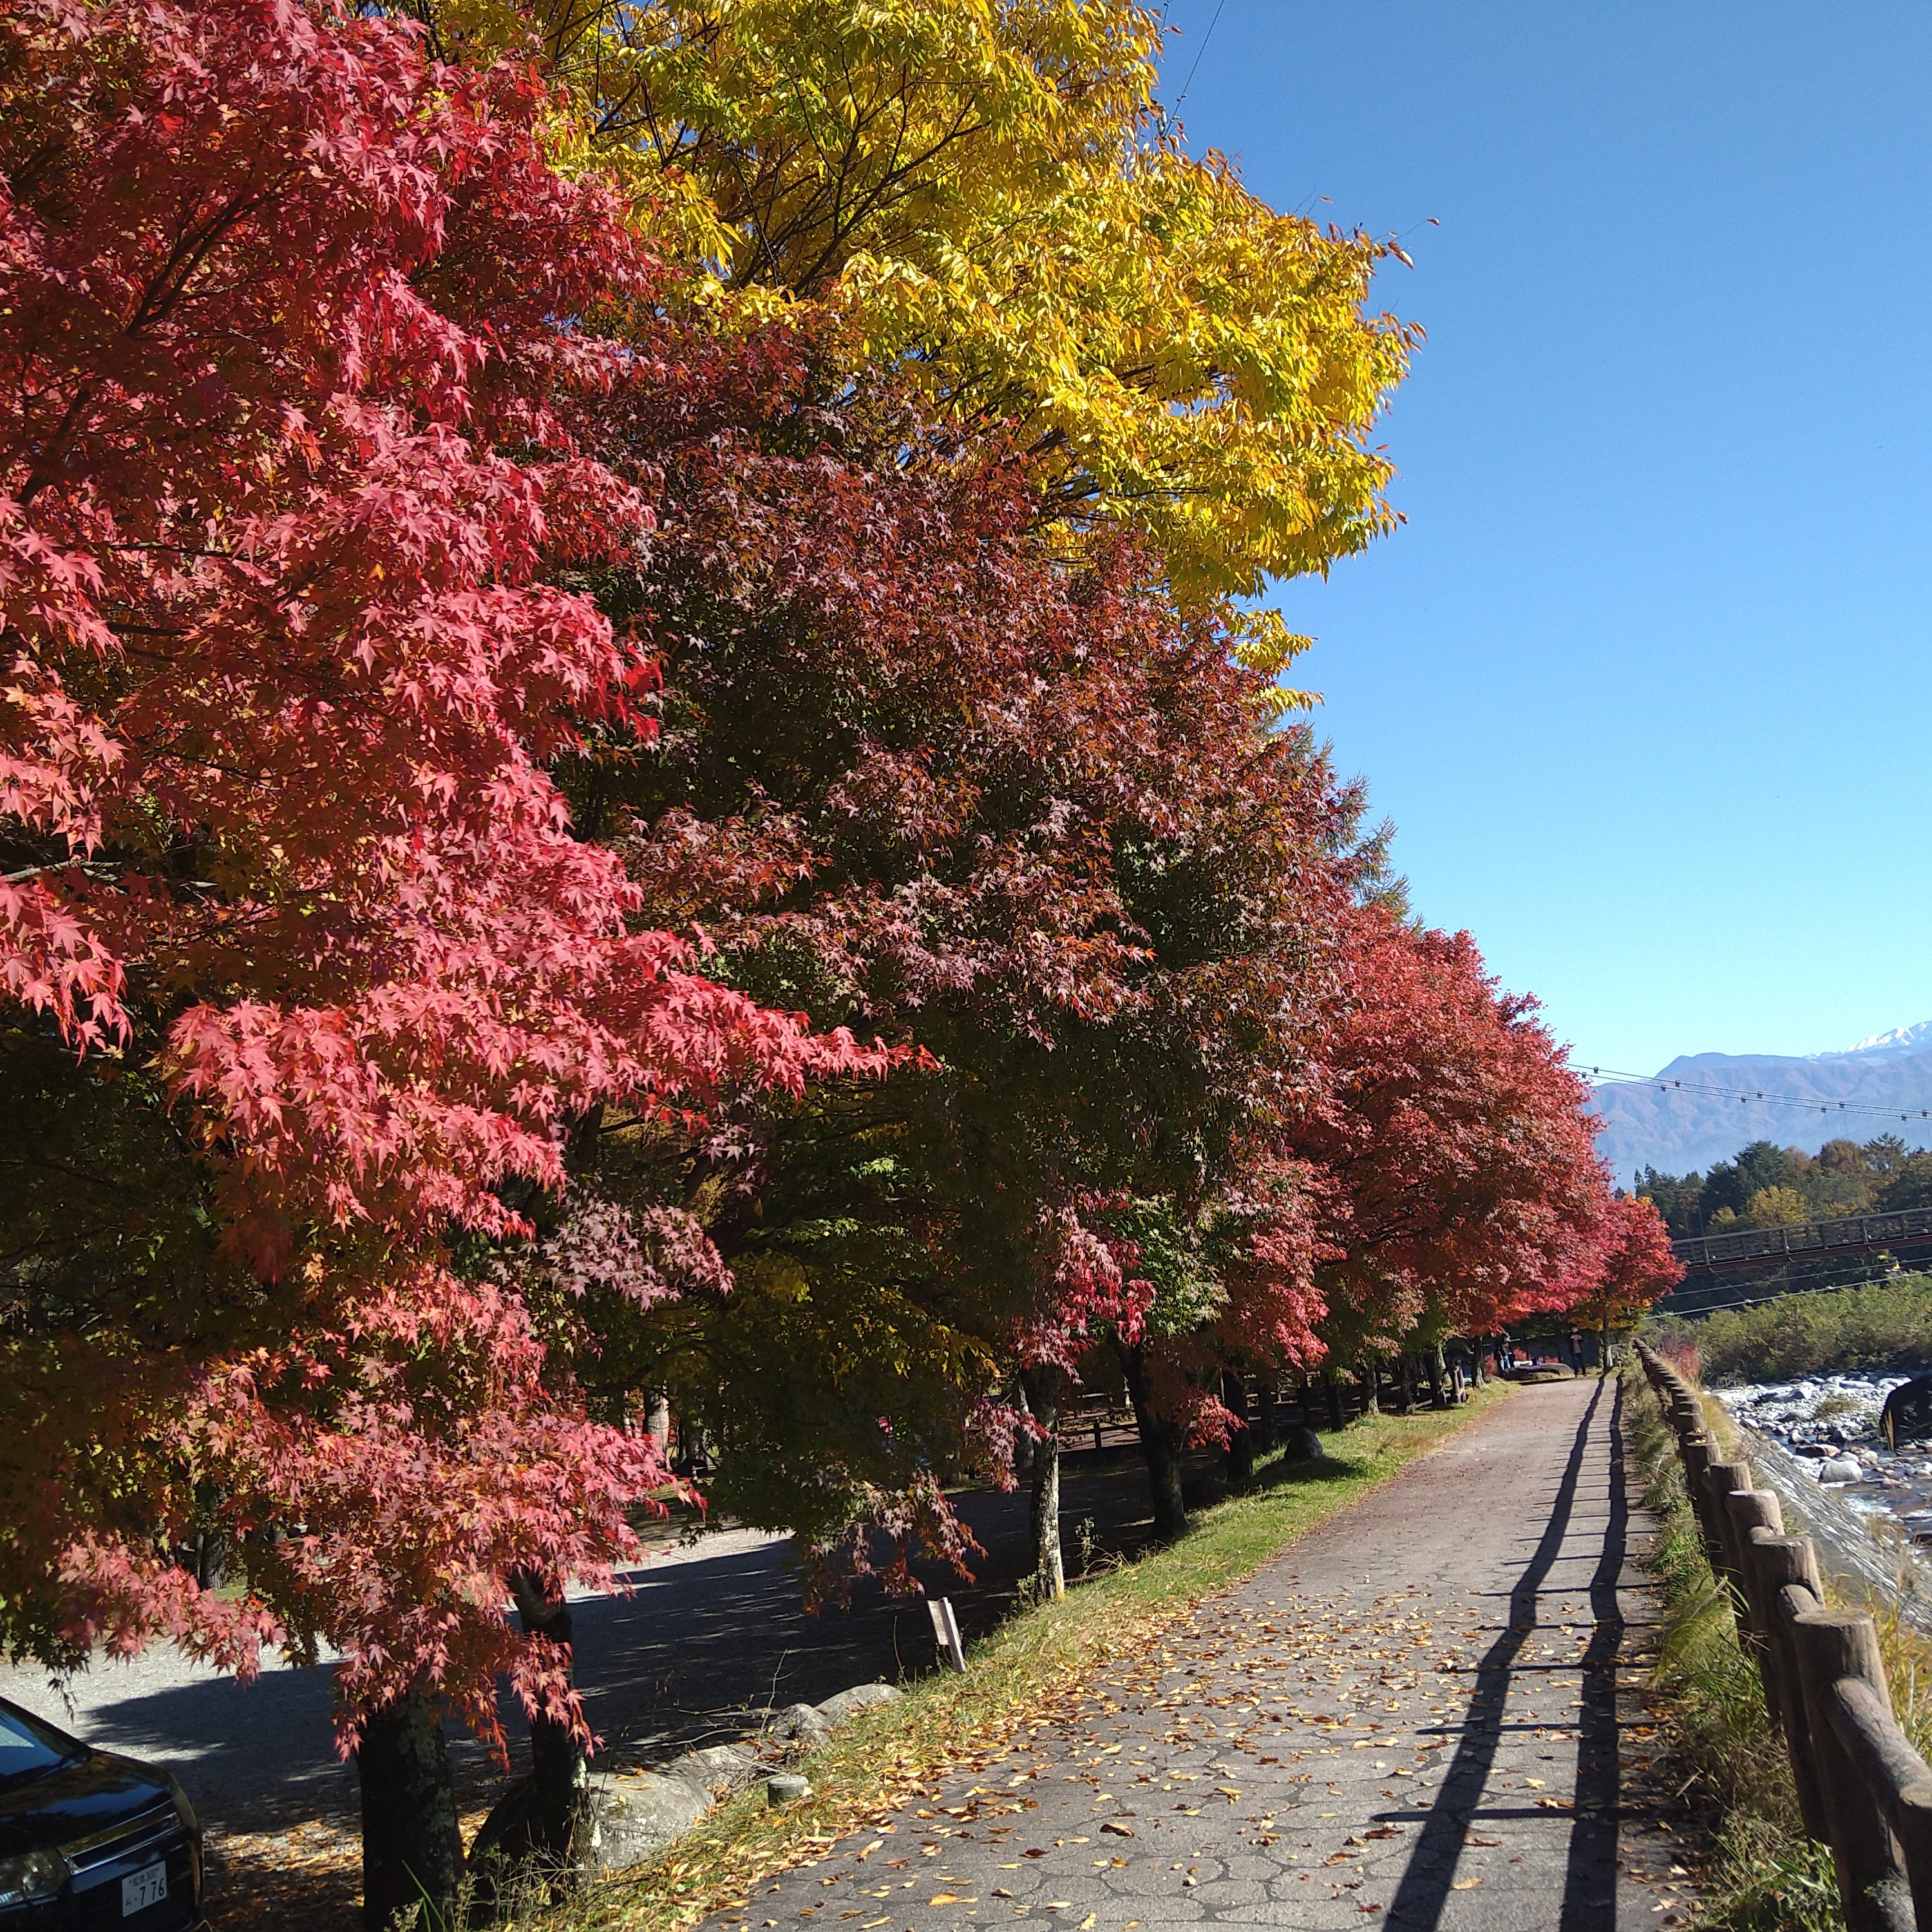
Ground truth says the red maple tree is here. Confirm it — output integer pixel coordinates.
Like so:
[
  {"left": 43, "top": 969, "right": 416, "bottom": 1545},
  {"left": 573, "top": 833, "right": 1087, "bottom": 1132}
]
[
  {"left": 0, "top": 3, "right": 880, "bottom": 1910},
  {"left": 1291, "top": 905, "right": 1616, "bottom": 1364},
  {"left": 543, "top": 323, "right": 1367, "bottom": 1557},
  {"left": 1562, "top": 1190, "right": 1683, "bottom": 1352}
]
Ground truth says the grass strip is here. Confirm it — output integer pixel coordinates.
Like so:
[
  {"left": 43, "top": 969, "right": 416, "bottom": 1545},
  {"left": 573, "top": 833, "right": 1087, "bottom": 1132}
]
[
  {"left": 528, "top": 1380, "right": 1517, "bottom": 1932},
  {"left": 1624, "top": 1366, "right": 1844, "bottom": 1931}
]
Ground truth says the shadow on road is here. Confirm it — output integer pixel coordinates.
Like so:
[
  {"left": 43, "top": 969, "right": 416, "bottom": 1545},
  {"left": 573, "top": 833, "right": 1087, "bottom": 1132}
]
[
  {"left": 1383, "top": 1376, "right": 1613, "bottom": 1931},
  {"left": 14, "top": 1447, "right": 1200, "bottom": 1837},
  {"left": 1560, "top": 1376, "right": 1628, "bottom": 1931}
]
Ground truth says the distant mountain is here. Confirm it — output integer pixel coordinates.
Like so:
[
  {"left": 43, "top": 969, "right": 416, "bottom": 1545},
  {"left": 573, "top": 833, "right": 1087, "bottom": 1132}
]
[
  {"left": 1590, "top": 1024, "right": 1932, "bottom": 1184},
  {"left": 1844, "top": 1022, "right": 1932, "bottom": 1058}
]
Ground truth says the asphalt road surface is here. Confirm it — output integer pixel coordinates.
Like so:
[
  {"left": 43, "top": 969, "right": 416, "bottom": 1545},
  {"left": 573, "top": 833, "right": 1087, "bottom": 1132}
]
[
  {"left": 0, "top": 1450, "right": 1177, "bottom": 1838},
  {"left": 706, "top": 1377, "right": 1696, "bottom": 1931}
]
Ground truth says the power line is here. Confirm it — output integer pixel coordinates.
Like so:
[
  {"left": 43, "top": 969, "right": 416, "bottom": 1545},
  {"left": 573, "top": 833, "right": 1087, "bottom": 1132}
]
[
  {"left": 1656, "top": 1249, "right": 1932, "bottom": 1320},
  {"left": 1174, "top": 0, "right": 1229, "bottom": 103},
  {"left": 1586, "top": 1063, "right": 1932, "bottom": 1128}
]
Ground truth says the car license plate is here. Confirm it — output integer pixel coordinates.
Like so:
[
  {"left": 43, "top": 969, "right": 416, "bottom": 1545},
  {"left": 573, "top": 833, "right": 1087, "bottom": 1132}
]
[{"left": 122, "top": 1861, "right": 167, "bottom": 1915}]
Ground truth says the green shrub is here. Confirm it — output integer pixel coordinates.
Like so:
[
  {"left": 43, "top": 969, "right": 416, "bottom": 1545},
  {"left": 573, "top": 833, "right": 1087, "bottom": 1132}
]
[{"left": 1647, "top": 1273, "right": 1932, "bottom": 1383}]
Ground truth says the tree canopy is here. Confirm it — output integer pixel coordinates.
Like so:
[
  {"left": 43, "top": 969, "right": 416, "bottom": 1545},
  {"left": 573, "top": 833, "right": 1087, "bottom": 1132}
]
[
  {"left": 402, "top": 0, "right": 1416, "bottom": 652},
  {"left": 0, "top": 3, "right": 1640, "bottom": 1922},
  {"left": 0, "top": 0, "right": 880, "bottom": 1746}
]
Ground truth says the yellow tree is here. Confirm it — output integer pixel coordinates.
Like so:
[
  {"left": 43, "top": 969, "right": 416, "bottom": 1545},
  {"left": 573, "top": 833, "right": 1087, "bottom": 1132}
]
[{"left": 404, "top": 0, "right": 1416, "bottom": 672}]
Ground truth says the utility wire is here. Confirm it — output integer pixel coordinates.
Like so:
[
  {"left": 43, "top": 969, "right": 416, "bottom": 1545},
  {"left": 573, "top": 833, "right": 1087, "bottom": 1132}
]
[
  {"left": 1174, "top": 0, "right": 1228, "bottom": 104},
  {"left": 1586, "top": 1063, "right": 1932, "bottom": 1127}
]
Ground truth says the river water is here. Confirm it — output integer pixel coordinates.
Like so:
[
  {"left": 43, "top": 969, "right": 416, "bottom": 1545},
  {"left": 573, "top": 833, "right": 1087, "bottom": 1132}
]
[{"left": 1709, "top": 1370, "right": 1932, "bottom": 1629}]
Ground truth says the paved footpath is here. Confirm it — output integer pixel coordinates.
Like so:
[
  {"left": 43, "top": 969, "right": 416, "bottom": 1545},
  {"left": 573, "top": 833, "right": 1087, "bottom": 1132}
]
[{"left": 717, "top": 1377, "right": 1699, "bottom": 1932}]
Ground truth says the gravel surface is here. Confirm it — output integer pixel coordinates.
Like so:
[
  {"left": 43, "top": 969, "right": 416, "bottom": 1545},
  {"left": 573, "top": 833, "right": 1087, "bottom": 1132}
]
[{"left": 714, "top": 1378, "right": 1694, "bottom": 1931}]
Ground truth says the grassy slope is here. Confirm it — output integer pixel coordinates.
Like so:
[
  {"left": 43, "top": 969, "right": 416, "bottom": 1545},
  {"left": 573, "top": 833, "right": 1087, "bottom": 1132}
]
[
  {"left": 531, "top": 1381, "right": 1518, "bottom": 1932},
  {"left": 1624, "top": 1367, "right": 1842, "bottom": 1931},
  {"left": 1649, "top": 1273, "right": 1932, "bottom": 1383}
]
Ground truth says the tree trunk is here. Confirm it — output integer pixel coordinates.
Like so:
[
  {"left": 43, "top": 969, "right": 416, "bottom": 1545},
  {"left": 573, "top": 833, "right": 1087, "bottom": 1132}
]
[
  {"left": 1222, "top": 1371, "right": 1254, "bottom": 1490},
  {"left": 645, "top": 1391, "right": 670, "bottom": 1452},
  {"left": 357, "top": 1692, "right": 464, "bottom": 1932},
  {"left": 189, "top": 1482, "right": 226, "bottom": 1588},
  {"left": 1322, "top": 1367, "right": 1345, "bottom": 1432},
  {"left": 469, "top": 1573, "right": 591, "bottom": 1912},
  {"left": 1396, "top": 1354, "right": 1416, "bottom": 1414},
  {"left": 1428, "top": 1344, "right": 1449, "bottom": 1410},
  {"left": 1018, "top": 1366, "right": 1064, "bottom": 1598},
  {"left": 190, "top": 1529, "right": 225, "bottom": 1589},
  {"left": 509, "top": 1572, "right": 589, "bottom": 1869},
  {"left": 1117, "top": 1341, "right": 1187, "bottom": 1541},
  {"left": 1359, "top": 1361, "right": 1380, "bottom": 1416}
]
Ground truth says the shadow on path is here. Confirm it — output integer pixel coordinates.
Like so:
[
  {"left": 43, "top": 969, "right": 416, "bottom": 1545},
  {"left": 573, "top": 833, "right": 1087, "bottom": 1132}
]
[
  {"left": 1385, "top": 1376, "right": 1609, "bottom": 1931},
  {"left": 1562, "top": 1376, "right": 1628, "bottom": 1931},
  {"left": 3, "top": 1448, "right": 1198, "bottom": 1836}
]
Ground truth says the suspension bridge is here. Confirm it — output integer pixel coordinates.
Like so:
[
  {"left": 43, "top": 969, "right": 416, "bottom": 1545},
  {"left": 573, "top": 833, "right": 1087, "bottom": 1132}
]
[{"left": 1656, "top": 1204, "right": 1932, "bottom": 1316}]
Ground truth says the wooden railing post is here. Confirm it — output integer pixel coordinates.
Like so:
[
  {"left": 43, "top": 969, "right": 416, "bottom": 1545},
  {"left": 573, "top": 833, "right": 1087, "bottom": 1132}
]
[
  {"left": 1723, "top": 1489, "right": 1782, "bottom": 1675},
  {"left": 1702, "top": 1457, "right": 1752, "bottom": 1609},
  {"left": 1680, "top": 1435, "right": 1724, "bottom": 1565},
  {"left": 1791, "top": 1605, "right": 1913, "bottom": 1931},
  {"left": 1757, "top": 1547, "right": 1831, "bottom": 1841},
  {"left": 1825, "top": 1676, "right": 1932, "bottom": 1930},
  {"left": 1894, "top": 1781, "right": 1932, "bottom": 1931}
]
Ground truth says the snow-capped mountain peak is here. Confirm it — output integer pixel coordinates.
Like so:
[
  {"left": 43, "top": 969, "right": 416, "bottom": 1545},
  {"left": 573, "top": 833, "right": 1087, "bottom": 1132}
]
[
  {"left": 1841, "top": 1022, "right": 1932, "bottom": 1059},
  {"left": 1591, "top": 1021, "right": 1932, "bottom": 1180}
]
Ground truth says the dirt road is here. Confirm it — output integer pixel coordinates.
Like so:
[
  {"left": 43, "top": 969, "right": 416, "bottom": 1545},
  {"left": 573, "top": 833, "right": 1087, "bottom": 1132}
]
[{"left": 717, "top": 1377, "right": 1696, "bottom": 1931}]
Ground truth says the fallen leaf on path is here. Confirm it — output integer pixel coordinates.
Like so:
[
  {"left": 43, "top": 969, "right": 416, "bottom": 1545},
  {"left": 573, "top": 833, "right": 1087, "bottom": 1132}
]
[{"left": 1101, "top": 1822, "right": 1135, "bottom": 1837}]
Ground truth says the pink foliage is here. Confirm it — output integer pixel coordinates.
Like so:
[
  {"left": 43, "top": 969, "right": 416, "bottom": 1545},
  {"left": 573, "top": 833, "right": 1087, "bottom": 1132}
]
[
  {"left": 1655, "top": 1336, "right": 1701, "bottom": 1383},
  {"left": 797, "top": 1469, "right": 985, "bottom": 1612},
  {"left": 1293, "top": 906, "right": 1619, "bottom": 1347},
  {"left": 0, "top": 0, "right": 880, "bottom": 1750},
  {"left": 1015, "top": 1201, "right": 1152, "bottom": 1374}
]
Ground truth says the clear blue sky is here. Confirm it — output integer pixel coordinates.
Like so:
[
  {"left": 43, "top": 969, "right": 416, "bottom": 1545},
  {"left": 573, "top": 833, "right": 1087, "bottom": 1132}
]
[{"left": 1160, "top": 1, "right": 1932, "bottom": 1076}]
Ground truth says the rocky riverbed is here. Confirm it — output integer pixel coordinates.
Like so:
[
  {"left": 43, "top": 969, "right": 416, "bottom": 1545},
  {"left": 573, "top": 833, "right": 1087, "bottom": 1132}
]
[{"left": 1712, "top": 1370, "right": 1932, "bottom": 1542}]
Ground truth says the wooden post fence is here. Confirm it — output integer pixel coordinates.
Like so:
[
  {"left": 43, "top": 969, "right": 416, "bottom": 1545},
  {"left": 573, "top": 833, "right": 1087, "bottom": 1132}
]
[{"left": 1636, "top": 1341, "right": 1932, "bottom": 1932}]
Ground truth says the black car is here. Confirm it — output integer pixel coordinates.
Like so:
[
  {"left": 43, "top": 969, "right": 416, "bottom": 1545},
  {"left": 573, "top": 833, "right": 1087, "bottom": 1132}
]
[{"left": 0, "top": 1697, "right": 206, "bottom": 1929}]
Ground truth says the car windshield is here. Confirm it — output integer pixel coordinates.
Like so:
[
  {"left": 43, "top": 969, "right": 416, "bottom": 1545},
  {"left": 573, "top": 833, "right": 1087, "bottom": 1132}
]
[{"left": 0, "top": 1703, "right": 78, "bottom": 1783}]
